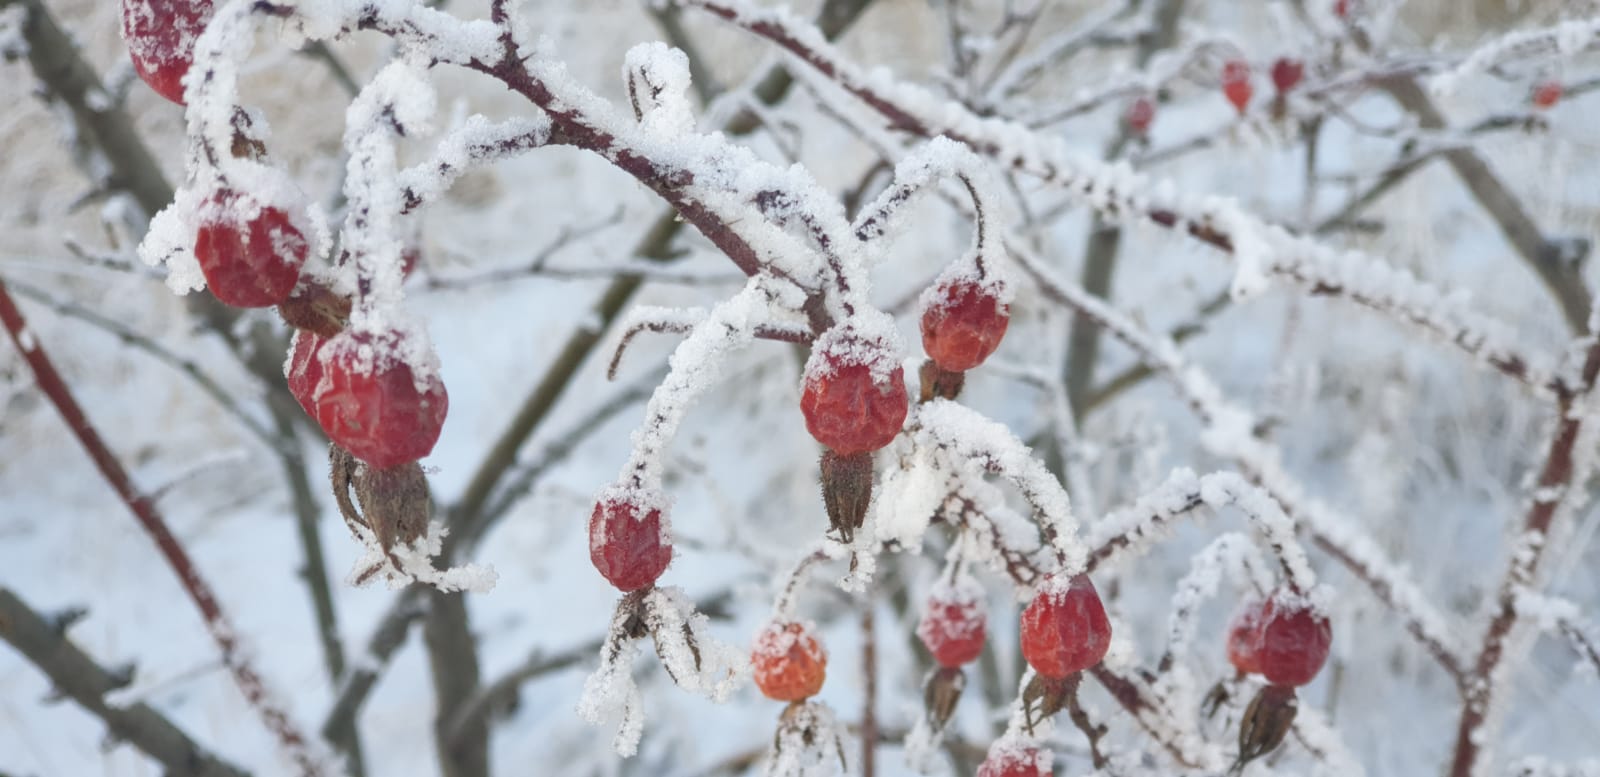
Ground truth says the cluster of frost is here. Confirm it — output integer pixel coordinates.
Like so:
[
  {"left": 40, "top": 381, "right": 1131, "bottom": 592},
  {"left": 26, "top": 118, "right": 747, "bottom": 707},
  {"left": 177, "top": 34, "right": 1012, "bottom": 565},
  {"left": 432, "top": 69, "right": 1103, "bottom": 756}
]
[{"left": 344, "top": 520, "right": 497, "bottom": 594}]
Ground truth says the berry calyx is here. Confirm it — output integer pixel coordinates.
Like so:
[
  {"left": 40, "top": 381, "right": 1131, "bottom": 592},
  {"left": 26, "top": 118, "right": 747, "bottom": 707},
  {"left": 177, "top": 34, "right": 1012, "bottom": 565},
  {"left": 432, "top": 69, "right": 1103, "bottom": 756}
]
[
  {"left": 921, "top": 278, "right": 1010, "bottom": 373},
  {"left": 588, "top": 489, "right": 672, "bottom": 592},
  {"left": 819, "top": 449, "right": 873, "bottom": 544},
  {"left": 1256, "top": 594, "right": 1332, "bottom": 687},
  {"left": 285, "top": 329, "right": 325, "bottom": 419},
  {"left": 976, "top": 741, "right": 1051, "bottom": 777},
  {"left": 1126, "top": 94, "right": 1155, "bottom": 136},
  {"left": 917, "top": 576, "right": 987, "bottom": 668},
  {"left": 1235, "top": 684, "right": 1299, "bottom": 771},
  {"left": 120, "top": 0, "right": 213, "bottom": 105},
  {"left": 311, "top": 331, "right": 448, "bottom": 470},
  {"left": 1222, "top": 60, "right": 1253, "bottom": 115},
  {"left": 1532, "top": 81, "right": 1563, "bottom": 109},
  {"left": 1226, "top": 599, "right": 1265, "bottom": 675},
  {"left": 752, "top": 621, "right": 827, "bottom": 702},
  {"left": 1271, "top": 58, "right": 1304, "bottom": 94},
  {"left": 279, "top": 283, "right": 352, "bottom": 338},
  {"left": 800, "top": 322, "right": 908, "bottom": 456},
  {"left": 1021, "top": 573, "right": 1111, "bottom": 679},
  {"left": 194, "top": 190, "right": 309, "bottom": 308}
]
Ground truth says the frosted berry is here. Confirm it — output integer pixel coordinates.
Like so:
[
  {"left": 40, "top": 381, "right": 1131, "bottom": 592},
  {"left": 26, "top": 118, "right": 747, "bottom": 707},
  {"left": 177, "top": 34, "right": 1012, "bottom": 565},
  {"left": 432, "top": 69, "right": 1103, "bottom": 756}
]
[
  {"left": 1271, "top": 58, "right": 1304, "bottom": 94},
  {"left": 800, "top": 348, "right": 907, "bottom": 456},
  {"left": 1126, "top": 95, "right": 1155, "bottom": 135},
  {"left": 311, "top": 333, "right": 448, "bottom": 470},
  {"left": 1257, "top": 595, "right": 1332, "bottom": 687},
  {"left": 1222, "top": 60, "right": 1252, "bottom": 114},
  {"left": 588, "top": 492, "right": 672, "bottom": 592},
  {"left": 1333, "top": 0, "right": 1350, "bottom": 18},
  {"left": 917, "top": 579, "right": 987, "bottom": 668},
  {"left": 285, "top": 329, "right": 324, "bottom": 419},
  {"left": 921, "top": 278, "right": 1010, "bottom": 372},
  {"left": 1226, "top": 599, "right": 1265, "bottom": 675},
  {"left": 1021, "top": 574, "right": 1111, "bottom": 679},
  {"left": 1532, "top": 81, "right": 1563, "bottom": 109},
  {"left": 194, "top": 190, "right": 308, "bottom": 308},
  {"left": 752, "top": 621, "right": 827, "bottom": 702},
  {"left": 976, "top": 743, "right": 1051, "bottom": 777},
  {"left": 120, "top": 0, "right": 213, "bottom": 105}
]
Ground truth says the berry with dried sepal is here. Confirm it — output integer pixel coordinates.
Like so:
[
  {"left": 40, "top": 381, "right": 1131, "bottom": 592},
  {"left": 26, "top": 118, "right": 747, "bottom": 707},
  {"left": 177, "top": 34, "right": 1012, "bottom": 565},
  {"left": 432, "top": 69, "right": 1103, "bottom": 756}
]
[
  {"left": 1271, "top": 58, "right": 1304, "bottom": 94},
  {"left": 1126, "top": 94, "right": 1155, "bottom": 135},
  {"left": 1021, "top": 574, "right": 1111, "bottom": 680},
  {"left": 120, "top": 0, "right": 213, "bottom": 105},
  {"left": 752, "top": 621, "right": 827, "bottom": 702},
  {"left": 1222, "top": 60, "right": 1253, "bottom": 114},
  {"left": 917, "top": 576, "right": 987, "bottom": 668},
  {"left": 976, "top": 741, "right": 1052, "bottom": 777},
  {"left": 195, "top": 190, "right": 309, "bottom": 308},
  {"left": 921, "top": 277, "right": 1010, "bottom": 373},
  {"left": 1532, "top": 81, "right": 1563, "bottom": 109},
  {"left": 1226, "top": 599, "right": 1265, "bottom": 675},
  {"left": 1257, "top": 594, "right": 1332, "bottom": 687},
  {"left": 799, "top": 322, "right": 908, "bottom": 456},
  {"left": 588, "top": 489, "right": 672, "bottom": 592},
  {"left": 311, "top": 331, "right": 448, "bottom": 470}
]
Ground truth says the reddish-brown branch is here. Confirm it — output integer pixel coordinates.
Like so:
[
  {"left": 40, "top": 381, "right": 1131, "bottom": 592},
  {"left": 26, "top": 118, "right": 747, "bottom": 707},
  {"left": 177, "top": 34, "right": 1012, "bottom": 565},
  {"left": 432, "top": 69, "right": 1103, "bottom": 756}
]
[{"left": 0, "top": 281, "right": 325, "bottom": 777}]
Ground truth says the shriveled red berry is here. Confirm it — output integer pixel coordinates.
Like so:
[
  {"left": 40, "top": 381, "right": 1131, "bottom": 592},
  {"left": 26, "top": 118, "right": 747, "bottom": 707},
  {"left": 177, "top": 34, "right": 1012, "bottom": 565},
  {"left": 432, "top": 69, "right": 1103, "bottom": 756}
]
[
  {"left": 120, "top": 0, "right": 213, "bottom": 105},
  {"left": 1271, "top": 58, "right": 1304, "bottom": 94},
  {"left": 1226, "top": 599, "right": 1265, "bottom": 675},
  {"left": 194, "top": 190, "right": 308, "bottom": 308},
  {"left": 285, "top": 329, "right": 324, "bottom": 419},
  {"left": 800, "top": 324, "right": 907, "bottom": 456},
  {"left": 976, "top": 742, "right": 1051, "bottom": 777},
  {"left": 311, "top": 332, "right": 448, "bottom": 470},
  {"left": 1257, "top": 594, "right": 1332, "bottom": 687},
  {"left": 752, "top": 621, "right": 827, "bottom": 701},
  {"left": 922, "top": 278, "right": 1010, "bottom": 372},
  {"left": 1532, "top": 81, "right": 1563, "bottom": 109},
  {"left": 1222, "top": 60, "right": 1253, "bottom": 114},
  {"left": 1126, "top": 95, "right": 1155, "bottom": 135},
  {"left": 917, "top": 577, "right": 987, "bottom": 668},
  {"left": 588, "top": 490, "right": 672, "bottom": 592},
  {"left": 1021, "top": 574, "right": 1111, "bottom": 679}
]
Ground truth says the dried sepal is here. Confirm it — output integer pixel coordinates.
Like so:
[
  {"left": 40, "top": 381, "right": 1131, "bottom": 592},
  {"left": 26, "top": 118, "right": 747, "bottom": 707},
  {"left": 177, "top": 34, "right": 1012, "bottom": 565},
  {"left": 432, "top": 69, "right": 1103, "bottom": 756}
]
[
  {"left": 278, "top": 282, "right": 352, "bottom": 337},
  {"left": 918, "top": 359, "right": 965, "bottom": 402},
  {"left": 1020, "top": 672, "right": 1077, "bottom": 735},
  {"left": 819, "top": 450, "right": 874, "bottom": 544},
  {"left": 922, "top": 665, "right": 965, "bottom": 733},
  {"left": 766, "top": 700, "right": 847, "bottom": 777},
  {"left": 1232, "top": 684, "right": 1298, "bottom": 774}
]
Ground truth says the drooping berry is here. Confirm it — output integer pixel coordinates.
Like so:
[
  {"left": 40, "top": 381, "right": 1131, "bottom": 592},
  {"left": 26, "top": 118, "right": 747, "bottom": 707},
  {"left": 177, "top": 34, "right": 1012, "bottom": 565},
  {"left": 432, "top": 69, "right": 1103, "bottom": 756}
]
[
  {"left": 800, "top": 321, "right": 908, "bottom": 456},
  {"left": 752, "top": 621, "right": 827, "bottom": 702},
  {"left": 285, "top": 329, "right": 325, "bottom": 419},
  {"left": 588, "top": 489, "right": 672, "bottom": 592},
  {"left": 1532, "top": 81, "right": 1563, "bottom": 109},
  {"left": 194, "top": 190, "right": 309, "bottom": 308},
  {"left": 921, "top": 278, "right": 1010, "bottom": 373},
  {"left": 1021, "top": 574, "right": 1112, "bottom": 679},
  {"left": 1126, "top": 94, "right": 1156, "bottom": 135},
  {"left": 1333, "top": 0, "right": 1350, "bottom": 18},
  {"left": 120, "top": 0, "right": 214, "bottom": 105},
  {"left": 917, "top": 576, "right": 987, "bottom": 668},
  {"left": 1222, "top": 60, "right": 1253, "bottom": 115},
  {"left": 976, "top": 741, "right": 1052, "bottom": 777},
  {"left": 311, "top": 331, "right": 448, "bottom": 470},
  {"left": 1226, "top": 599, "right": 1265, "bottom": 675},
  {"left": 1271, "top": 58, "right": 1304, "bottom": 94},
  {"left": 1256, "top": 594, "right": 1332, "bottom": 687}
]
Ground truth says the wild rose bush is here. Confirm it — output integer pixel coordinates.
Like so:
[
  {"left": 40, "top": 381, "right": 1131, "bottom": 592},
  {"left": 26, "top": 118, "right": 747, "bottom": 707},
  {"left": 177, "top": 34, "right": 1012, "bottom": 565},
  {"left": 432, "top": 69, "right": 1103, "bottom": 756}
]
[{"left": 1, "top": 1, "right": 1598, "bottom": 776}]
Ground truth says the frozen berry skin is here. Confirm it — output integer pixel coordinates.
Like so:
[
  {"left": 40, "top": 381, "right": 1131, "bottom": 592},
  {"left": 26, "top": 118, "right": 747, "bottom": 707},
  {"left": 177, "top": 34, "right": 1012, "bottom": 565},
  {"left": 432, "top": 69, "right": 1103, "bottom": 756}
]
[
  {"left": 976, "top": 744, "right": 1051, "bottom": 777},
  {"left": 1271, "top": 58, "right": 1304, "bottom": 94},
  {"left": 311, "top": 334, "right": 448, "bottom": 470},
  {"left": 1532, "top": 81, "right": 1563, "bottom": 109},
  {"left": 1126, "top": 95, "right": 1155, "bottom": 135},
  {"left": 1222, "top": 60, "right": 1253, "bottom": 114},
  {"left": 1021, "top": 574, "right": 1112, "bottom": 680},
  {"left": 800, "top": 359, "right": 907, "bottom": 456},
  {"left": 285, "top": 329, "right": 324, "bottom": 419},
  {"left": 588, "top": 493, "right": 672, "bottom": 592},
  {"left": 194, "top": 191, "right": 309, "bottom": 308},
  {"left": 752, "top": 621, "right": 827, "bottom": 702},
  {"left": 921, "top": 279, "right": 1010, "bottom": 372},
  {"left": 1226, "top": 600, "right": 1265, "bottom": 675},
  {"left": 917, "top": 582, "right": 987, "bottom": 668},
  {"left": 1257, "top": 595, "right": 1332, "bottom": 687},
  {"left": 120, "top": 0, "right": 213, "bottom": 105}
]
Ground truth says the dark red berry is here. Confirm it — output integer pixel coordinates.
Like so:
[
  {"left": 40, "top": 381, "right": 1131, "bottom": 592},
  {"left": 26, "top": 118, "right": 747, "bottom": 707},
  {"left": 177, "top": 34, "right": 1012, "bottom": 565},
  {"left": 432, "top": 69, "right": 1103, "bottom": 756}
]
[
  {"left": 1226, "top": 599, "right": 1265, "bottom": 675},
  {"left": 1532, "top": 81, "right": 1563, "bottom": 109},
  {"left": 588, "top": 491, "right": 672, "bottom": 592},
  {"left": 976, "top": 742, "right": 1051, "bottom": 777},
  {"left": 286, "top": 329, "right": 324, "bottom": 419},
  {"left": 1222, "top": 60, "right": 1252, "bottom": 114},
  {"left": 752, "top": 621, "right": 827, "bottom": 701},
  {"left": 917, "top": 578, "right": 987, "bottom": 668},
  {"left": 1126, "top": 95, "right": 1155, "bottom": 135},
  {"left": 1257, "top": 595, "right": 1332, "bottom": 687},
  {"left": 1021, "top": 574, "right": 1112, "bottom": 679},
  {"left": 311, "top": 332, "right": 448, "bottom": 470},
  {"left": 1333, "top": 0, "right": 1350, "bottom": 18},
  {"left": 194, "top": 190, "right": 308, "bottom": 308},
  {"left": 120, "top": 0, "right": 213, "bottom": 105},
  {"left": 1271, "top": 58, "right": 1304, "bottom": 94},
  {"left": 800, "top": 328, "right": 908, "bottom": 456},
  {"left": 922, "top": 278, "right": 1009, "bottom": 372}
]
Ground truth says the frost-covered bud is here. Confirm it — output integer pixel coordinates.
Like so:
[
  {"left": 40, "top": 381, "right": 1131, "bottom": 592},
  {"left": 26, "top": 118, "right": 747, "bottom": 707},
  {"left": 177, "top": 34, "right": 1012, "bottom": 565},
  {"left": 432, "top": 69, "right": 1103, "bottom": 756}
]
[{"left": 589, "top": 488, "right": 673, "bottom": 592}]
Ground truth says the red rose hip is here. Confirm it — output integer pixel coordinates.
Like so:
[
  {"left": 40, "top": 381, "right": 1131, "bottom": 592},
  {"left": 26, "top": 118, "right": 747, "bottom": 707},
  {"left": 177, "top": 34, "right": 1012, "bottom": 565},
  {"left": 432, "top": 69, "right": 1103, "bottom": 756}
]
[
  {"left": 1271, "top": 58, "right": 1304, "bottom": 94},
  {"left": 1222, "top": 60, "right": 1252, "bottom": 114},
  {"left": 588, "top": 490, "right": 672, "bottom": 592},
  {"left": 1126, "top": 95, "right": 1155, "bottom": 135},
  {"left": 752, "top": 621, "right": 827, "bottom": 702},
  {"left": 285, "top": 329, "right": 324, "bottom": 419},
  {"left": 1257, "top": 594, "right": 1332, "bottom": 687},
  {"left": 800, "top": 323, "right": 907, "bottom": 456},
  {"left": 976, "top": 742, "right": 1051, "bottom": 777},
  {"left": 1226, "top": 599, "right": 1265, "bottom": 675},
  {"left": 917, "top": 577, "right": 987, "bottom": 668},
  {"left": 921, "top": 278, "right": 1010, "bottom": 372},
  {"left": 195, "top": 190, "right": 308, "bottom": 308},
  {"left": 120, "top": 0, "right": 214, "bottom": 105},
  {"left": 311, "top": 331, "right": 448, "bottom": 470},
  {"left": 1532, "top": 81, "right": 1562, "bottom": 109},
  {"left": 1021, "top": 574, "right": 1111, "bottom": 679}
]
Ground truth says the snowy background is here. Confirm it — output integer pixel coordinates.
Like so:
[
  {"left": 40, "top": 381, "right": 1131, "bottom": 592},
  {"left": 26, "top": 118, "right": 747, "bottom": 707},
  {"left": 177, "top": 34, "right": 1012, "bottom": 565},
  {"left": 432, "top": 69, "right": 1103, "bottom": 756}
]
[{"left": 1, "top": 0, "right": 1598, "bottom": 775}]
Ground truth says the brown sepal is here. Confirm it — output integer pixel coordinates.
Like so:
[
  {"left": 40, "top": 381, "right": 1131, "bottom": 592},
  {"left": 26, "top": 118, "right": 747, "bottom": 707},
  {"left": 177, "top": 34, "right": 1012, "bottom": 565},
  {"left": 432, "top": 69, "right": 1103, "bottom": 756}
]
[
  {"left": 918, "top": 359, "right": 965, "bottom": 402},
  {"left": 820, "top": 449, "right": 874, "bottom": 544},
  {"left": 279, "top": 283, "right": 352, "bottom": 337},
  {"left": 1232, "top": 684, "right": 1298, "bottom": 774},
  {"left": 923, "top": 665, "right": 966, "bottom": 733},
  {"left": 329, "top": 445, "right": 431, "bottom": 583}
]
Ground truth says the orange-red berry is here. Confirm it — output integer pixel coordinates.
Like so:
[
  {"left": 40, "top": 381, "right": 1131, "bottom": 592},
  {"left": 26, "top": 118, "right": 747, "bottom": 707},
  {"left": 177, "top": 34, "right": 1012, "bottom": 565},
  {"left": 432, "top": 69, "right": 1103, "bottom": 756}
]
[
  {"left": 588, "top": 492, "right": 672, "bottom": 592},
  {"left": 1532, "top": 81, "right": 1563, "bottom": 109},
  {"left": 976, "top": 743, "right": 1052, "bottom": 777},
  {"left": 752, "top": 621, "right": 827, "bottom": 701},
  {"left": 917, "top": 579, "right": 987, "bottom": 668},
  {"left": 194, "top": 190, "right": 308, "bottom": 308},
  {"left": 800, "top": 355, "right": 907, "bottom": 456},
  {"left": 1257, "top": 595, "right": 1332, "bottom": 687},
  {"left": 1126, "top": 95, "right": 1156, "bottom": 135},
  {"left": 1021, "top": 574, "right": 1111, "bottom": 679},
  {"left": 1226, "top": 599, "right": 1265, "bottom": 675},
  {"left": 921, "top": 278, "right": 1010, "bottom": 372},
  {"left": 311, "top": 332, "right": 448, "bottom": 470},
  {"left": 120, "top": 0, "right": 213, "bottom": 105},
  {"left": 1222, "top": 60, "right": 1253, "bottom": 114}
]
